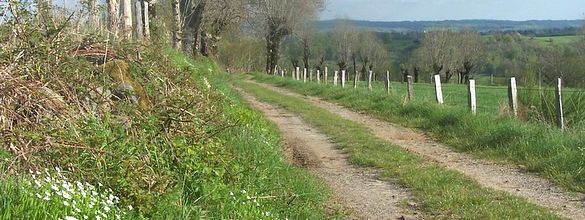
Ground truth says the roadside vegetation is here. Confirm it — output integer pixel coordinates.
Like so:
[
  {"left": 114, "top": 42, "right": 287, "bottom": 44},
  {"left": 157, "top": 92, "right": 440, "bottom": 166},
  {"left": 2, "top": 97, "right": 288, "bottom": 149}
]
[
  {"left": 252, "top": 74, "right": 585, "bottom": 193},
  {"left": 236, "top": 79, "right": 560, "bottom": 219},
  {"left": 0, "top": 4, "right": 334, "bottom": 218}
]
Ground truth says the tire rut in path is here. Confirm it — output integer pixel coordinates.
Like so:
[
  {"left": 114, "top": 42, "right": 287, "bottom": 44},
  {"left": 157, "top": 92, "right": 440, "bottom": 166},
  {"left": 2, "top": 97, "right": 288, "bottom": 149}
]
[
  {"left": 250, "top": 80, "right": 585, "bottom": 220},
  {"left": 236, "top": 88, "right": 417, "bottom": 220}
]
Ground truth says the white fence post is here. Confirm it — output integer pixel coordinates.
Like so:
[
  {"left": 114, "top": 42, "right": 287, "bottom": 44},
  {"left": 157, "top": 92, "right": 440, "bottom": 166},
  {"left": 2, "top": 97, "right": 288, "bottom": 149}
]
[
  {"left": 556, "top": 78, "right": 565, "bottom": 130},
  {"left": 296, "top": 67, "right": 300, "bottom": 81},
  {"left": 317, "top": 70, "right": 321, "bottom": 84},
  {"left": 386, "top": 71, "right": 391, "bottom": 94},
  {"left": 407, "top": 76, "right": 414, "bottom": 101},
  {"left": 303, "top": 68, "right": 307, "bottom": 83},
  {"left": 354, "top": 71, "right": 358, "bottom": 89},
  {"left": 310, "top": 69, "right": 313, "bottom": 82},
  {"left": 342, "top": 70, "right": 346, "bottom": 88},
  {"left": 468, "top": 79, "right": 477, "bottom": 115},
  {"left": 334, "top": 70, "right": 339, "bottom": 86},
  {"left": 434, "top": 75, "right": 444, "bottom": 104},
  {"left": 508, "top": 77, "right": 518, "bottom": 117},
  {"left": 368, "top": 71, "right": 373, "bottom": 91}
]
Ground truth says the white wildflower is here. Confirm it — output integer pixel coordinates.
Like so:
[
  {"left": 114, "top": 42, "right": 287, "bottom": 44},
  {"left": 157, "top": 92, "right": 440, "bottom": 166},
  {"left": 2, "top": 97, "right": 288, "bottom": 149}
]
[
  {"left": 83, "top": 215, "right": 88, "bottom": 220},
  {"left": 104, "top": 206, "right": 111, "bottom": 212},
  {"left": 62, "top": 192, "right": 72, "bottom": 200},
  {"left": 64, "top": 216, "right": 77, "bottom": 220},
  {"left": 35, "top": 193, "right": 42, "bottom": 199},
  {"left": 127, "top": 205, "right": 133, "bottom": 210},
  {"left": 63, "top": 201, "right": 70, "bottom": 206}
]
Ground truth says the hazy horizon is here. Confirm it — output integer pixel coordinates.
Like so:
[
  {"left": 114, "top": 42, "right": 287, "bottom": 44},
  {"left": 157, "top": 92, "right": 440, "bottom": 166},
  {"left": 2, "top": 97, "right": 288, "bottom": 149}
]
[{"left": 320, "top": 0, "right": 585, "bottom": 22}]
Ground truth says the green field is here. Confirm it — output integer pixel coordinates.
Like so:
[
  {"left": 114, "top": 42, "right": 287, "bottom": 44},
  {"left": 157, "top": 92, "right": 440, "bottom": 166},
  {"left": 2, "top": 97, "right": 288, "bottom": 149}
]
[{"left": 527, "top": 35, "right": 582, "bottom": 45}]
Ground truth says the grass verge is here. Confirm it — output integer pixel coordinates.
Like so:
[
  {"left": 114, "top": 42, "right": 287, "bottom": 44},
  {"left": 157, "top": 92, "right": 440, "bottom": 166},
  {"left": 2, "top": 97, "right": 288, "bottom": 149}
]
[{"left": 251, "top": 74, "right": 585, "bottom": 194}]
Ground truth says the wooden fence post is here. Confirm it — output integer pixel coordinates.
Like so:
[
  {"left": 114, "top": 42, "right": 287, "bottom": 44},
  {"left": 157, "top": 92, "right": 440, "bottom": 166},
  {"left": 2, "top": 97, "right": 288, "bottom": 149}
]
[
  {"left": 317, "top": 70, "right": 321, "bottom": 84},
  {"left": 407, "top": 76, "right": 414, "bottom": 101},
  {"left": 303, "top": 68, "right": 307, "bottom": 83},
  {"left": 342, "top": 70, "right": 346, "bottom": 88},
  {"left": 334, "top": 70, "right": 339, "bottom": 86},
  {"left": 296, "top": 67, "right": 300, "bottom": 81},
  {"left": 556, "top": 78, "right": 565, "bottom": 130},
  {"left": 468, "top": 79, "right": 477, "bottom": 115},
  {"left": 508, "top": 77, "right": 518, "bottom": 117},
  {"left": 368, "top": 71, "right": 373, "bottom": 91},
  {"left": 354, "top": 71, "right": 358, "bottom": 89},
  {"left": 434, "top": 75, "right": 444, "bottom": 104},
  {"left": 385, "top": 71, "right": 391, "bottom": 94},
  {"left": 325, "top": 66, "right": 328, "bottom": 85}
]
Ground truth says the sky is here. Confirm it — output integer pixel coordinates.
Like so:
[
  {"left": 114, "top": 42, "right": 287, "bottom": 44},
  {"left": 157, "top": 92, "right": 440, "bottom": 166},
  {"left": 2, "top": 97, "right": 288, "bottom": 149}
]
[{"left": 320, "top": 0, "right": 585, "bottom": 21}]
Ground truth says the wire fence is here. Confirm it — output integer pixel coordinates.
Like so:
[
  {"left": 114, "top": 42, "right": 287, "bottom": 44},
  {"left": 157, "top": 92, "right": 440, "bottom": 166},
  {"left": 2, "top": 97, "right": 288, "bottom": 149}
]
[{"left": 272, "top": 68, "right": 585, "bottom": 131}]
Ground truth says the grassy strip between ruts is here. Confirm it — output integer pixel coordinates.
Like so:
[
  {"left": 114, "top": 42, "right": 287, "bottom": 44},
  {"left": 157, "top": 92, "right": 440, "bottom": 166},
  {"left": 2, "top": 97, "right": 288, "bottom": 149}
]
[
  {"left": 251, "top": 74, "right": 585, "bottom": 194},
  {"left": 236, "top": 80, "right": 561, "bottom": 219}
]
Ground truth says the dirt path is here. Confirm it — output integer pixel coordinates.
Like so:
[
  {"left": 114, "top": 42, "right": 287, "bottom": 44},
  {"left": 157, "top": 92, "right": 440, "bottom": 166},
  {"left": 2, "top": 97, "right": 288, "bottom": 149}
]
[
  {"left": 236, "top": 88, "right": 417, "bottom": 220},
  {"left": 249, "top": 81, "right": 585, "bottom": 220}
]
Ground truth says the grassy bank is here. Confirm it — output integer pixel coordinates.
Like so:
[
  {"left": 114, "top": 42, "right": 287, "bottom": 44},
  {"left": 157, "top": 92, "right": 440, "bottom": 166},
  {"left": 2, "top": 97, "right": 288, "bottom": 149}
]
[
  {"left": 0, "top": 46, "right": 334, "bottom": 219},
  {"left": 251, "top": 74, "right": 585, "bottom": 193},
  {"left": 236, "top": 80, "right": 560, "bottom": 219}
]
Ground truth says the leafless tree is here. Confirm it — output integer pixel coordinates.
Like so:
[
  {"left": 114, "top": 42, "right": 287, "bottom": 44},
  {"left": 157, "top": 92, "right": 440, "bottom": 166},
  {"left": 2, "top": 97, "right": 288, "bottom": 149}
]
[
  {"left": 412, "top": 30, "right": 453, "bottom": 82},
  {"left": 248, "top": 0, "right": 324, "bottom": 74},
  {"left": 452, "top": 30, "right": 484, "bottom": 84},
  {"left": 332, "top": 20, "right": 359, "bottom": 73}
]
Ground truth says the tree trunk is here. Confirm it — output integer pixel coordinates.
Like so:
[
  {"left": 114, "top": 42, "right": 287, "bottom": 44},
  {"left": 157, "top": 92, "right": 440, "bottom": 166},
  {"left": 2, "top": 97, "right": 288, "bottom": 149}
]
[
  {"left": 134, "top": 0, "right": 143, "bottom": 40},
  {"left": 171, "top": 0, "right": 182, "bottom": 49},
  {"left": 148, "top": 0, "right": 156, "bottom": 19},
  {"left": 303, "top": 38, "right": 310, "bottom": 71},
  {"left": 143, "top": 0, "right": 150, "bottom": 40},
  {"left": 89, "top": 0, "right": 99, "bottom": 27},
  {"left": 122, "top": 0, "right": 133, "bottom": 39},
  {"left": 200, "top": 31, "right": 208, "bottom": 56},
  {"left": 189, "top": 0, "right": 206, "bottom": 56},
  {"left": 107, "top": 0, "right": 119, "bottom": 39},
  {"left": 265, "top": 33, "right": 282, "bottom": 74}
]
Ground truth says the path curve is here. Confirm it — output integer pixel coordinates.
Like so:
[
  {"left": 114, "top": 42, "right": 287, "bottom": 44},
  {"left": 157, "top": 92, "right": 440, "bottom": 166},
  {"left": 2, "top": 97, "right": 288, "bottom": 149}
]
[
  {"left": 236, "top": 87, "right": 417, "bottom": 220},
  {"left": 250, "top": 80, "right": 585, "bottom": 220}
]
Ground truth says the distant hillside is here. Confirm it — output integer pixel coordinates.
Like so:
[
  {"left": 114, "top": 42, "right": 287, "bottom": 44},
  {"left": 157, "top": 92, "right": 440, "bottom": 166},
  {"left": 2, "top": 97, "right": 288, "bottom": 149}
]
[{"left": 317, "top": 19, "right": 585, "bottom": 33}]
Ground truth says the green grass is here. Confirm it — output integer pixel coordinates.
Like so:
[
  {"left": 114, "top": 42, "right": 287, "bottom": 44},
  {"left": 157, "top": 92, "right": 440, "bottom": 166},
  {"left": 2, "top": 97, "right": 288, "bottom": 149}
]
[
  {"left": 251, "top": 74, "right": 585, "bottom": 194},
  {"left": 529, "top": 35, "right": 582, "bottom": 46},
  {"left": 236, "top": 80, "right": 561, "bottom": 219},
  {"left": 0, "top": 50, "right": 337, "bottom": 219},
  {"left": 163, "top": 51, "right": 338, "bottom": 219}
]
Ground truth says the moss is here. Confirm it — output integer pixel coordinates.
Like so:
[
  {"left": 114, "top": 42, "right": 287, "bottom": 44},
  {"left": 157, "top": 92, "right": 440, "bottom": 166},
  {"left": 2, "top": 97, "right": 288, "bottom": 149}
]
[{"left": 103, "top": 60, "right": 151, "bottom": 110}]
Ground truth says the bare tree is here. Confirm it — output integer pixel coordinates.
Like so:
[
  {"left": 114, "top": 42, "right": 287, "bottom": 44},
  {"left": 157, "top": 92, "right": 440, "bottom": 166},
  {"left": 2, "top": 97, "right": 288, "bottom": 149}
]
[
  {"left": 249, "top": 0, "right": 324, "bottom": 74},
  {"left": 452, "top": 31, "right": 484, "bottom": 84},
  {"left": 332, "top": 20, "right": 359, "bottom": 73},
  {"left": 202, "top": 0, "right": 248, "bottom": 56},
  {"left": 180, "top": 0, "right": 206, "bottom": 56},
  {"left": 412, "top": 30, "right": 453, "bottom": 82}
]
